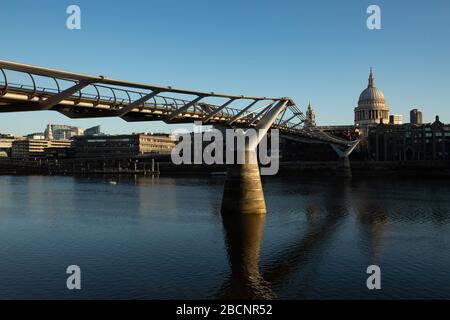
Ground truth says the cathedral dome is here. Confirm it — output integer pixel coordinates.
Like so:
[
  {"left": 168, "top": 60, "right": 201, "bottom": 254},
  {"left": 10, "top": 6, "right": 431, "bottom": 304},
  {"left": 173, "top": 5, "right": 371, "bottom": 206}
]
[
  {"left": 358, "top": 68, "right": 386, "bottom": 104},
  {"left": 358, "top": 86, "right": 385, "bottom": 103},
  {"left": 354, "top": 67, "right": 390, "bottom": 134}
]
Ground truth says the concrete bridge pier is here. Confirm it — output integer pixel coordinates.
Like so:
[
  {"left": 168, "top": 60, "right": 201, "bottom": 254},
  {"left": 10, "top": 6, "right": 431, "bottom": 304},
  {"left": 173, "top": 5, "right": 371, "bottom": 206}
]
[{"left": 221, "top": 100, "right": 289, "bottom": 215}]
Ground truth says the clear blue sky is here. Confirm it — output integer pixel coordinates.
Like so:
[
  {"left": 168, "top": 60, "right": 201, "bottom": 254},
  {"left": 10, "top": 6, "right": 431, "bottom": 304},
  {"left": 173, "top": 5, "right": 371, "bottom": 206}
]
[{"left": 1, "top": 0, "right": 449, "bottom": 135}]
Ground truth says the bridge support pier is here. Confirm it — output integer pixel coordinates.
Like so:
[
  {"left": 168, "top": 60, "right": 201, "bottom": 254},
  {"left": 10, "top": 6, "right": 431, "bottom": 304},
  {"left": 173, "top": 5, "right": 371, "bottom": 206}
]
[
  {"left": 221, "top": 150, "right": 266, "bottom": 215},
  {"left": 220, "top": 99, "right": 289, "bottom": 215},
  {"left": 330, "top": 141, "right": 359, "bottom": 179}
]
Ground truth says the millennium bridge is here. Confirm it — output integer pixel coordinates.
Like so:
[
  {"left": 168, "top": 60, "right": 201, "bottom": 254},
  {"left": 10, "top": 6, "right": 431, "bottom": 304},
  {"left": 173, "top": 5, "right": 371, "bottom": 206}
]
[{"left": 0, "top": 60, "right": 359, "bottom": 214}]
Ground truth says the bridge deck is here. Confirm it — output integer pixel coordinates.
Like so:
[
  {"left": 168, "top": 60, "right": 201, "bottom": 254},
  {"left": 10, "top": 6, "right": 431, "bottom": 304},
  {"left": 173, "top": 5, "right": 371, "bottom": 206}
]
[{"left": 0, "top": 60, "right": 357, "bottom": 147}]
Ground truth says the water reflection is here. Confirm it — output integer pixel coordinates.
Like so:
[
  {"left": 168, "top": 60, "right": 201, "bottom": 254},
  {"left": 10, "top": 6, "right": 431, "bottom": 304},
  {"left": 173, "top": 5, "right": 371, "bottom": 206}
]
[
  {"left": 218, "top": 179, "right": 354, "bottom": 299},
  {"left": 263, "top": 179, "right": 352, "bottom": 295},
  {"left": 2, "top": 175, "right": 450, "bottom": 299},
  {"left": 352, "top": 183, "right": 390, "bottom": 264},
  {"left": 218, "top": 214, "right": 275, "bottom": 299}
]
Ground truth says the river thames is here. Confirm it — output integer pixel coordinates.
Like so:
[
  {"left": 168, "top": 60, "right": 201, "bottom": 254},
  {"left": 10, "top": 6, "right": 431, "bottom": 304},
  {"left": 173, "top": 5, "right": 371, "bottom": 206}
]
[{"left": 0, "top": 175, "right": 449, "bottom": 299}]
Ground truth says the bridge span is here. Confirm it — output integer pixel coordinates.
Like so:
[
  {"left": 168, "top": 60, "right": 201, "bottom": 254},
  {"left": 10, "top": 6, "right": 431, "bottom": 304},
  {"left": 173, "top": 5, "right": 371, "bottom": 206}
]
[{"left": 0, "top": 60, "right": 359, "bottom": 214}]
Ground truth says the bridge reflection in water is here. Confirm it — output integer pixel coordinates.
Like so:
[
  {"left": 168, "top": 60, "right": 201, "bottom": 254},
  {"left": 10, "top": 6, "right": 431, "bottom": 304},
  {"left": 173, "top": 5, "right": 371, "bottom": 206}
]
[
  {"left": 216, "top": 179, "right": 366, "bottom": 299},
  {"left": 80, "top": 175, "right": 391, "bottom": 299},
  {"left": 219, "top": 213, "right": 274, "bottom": 299}
]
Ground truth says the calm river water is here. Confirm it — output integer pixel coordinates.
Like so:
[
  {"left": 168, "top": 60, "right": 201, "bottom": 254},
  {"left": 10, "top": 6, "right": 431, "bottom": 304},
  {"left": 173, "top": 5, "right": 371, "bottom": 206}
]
[{"left": 0, "top": 175, "right": 449, "bottom": 299}]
